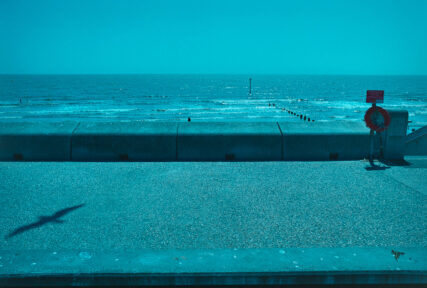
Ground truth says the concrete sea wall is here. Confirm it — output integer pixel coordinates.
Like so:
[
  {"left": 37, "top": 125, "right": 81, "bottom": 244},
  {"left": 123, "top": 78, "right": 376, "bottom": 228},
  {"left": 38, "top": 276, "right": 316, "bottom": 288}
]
[
  {"left": 0, "top": 122, "right": 78, "bottom": 161},
  {"left": 0, "top": 110, "right": 409, "bottom": 161},
  {"left": 406, "top": 124, "right": 427, "bottom": 155},
  {"left": 71, "top": 122, "right": 178, "bottom": 161},
  {"left": 178, "top": 122, "right": 282, "bottom": 161}
]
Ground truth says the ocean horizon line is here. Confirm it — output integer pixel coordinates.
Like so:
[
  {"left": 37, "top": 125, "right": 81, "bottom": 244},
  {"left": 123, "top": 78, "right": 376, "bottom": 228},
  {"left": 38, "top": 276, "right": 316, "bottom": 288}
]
[{"left": 1, "top": 73, "right": 427, "bottom": 77}]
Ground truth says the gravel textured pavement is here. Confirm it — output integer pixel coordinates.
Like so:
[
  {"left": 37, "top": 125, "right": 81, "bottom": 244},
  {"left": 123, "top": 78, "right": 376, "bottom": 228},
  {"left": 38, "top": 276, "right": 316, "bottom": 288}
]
[{"left": 0, "top": 159, "right": 426, "bottom": 250}]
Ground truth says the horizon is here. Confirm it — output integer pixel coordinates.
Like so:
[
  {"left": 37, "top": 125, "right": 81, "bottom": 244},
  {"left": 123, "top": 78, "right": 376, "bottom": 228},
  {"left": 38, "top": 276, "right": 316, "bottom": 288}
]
[
  {"left": 1, "top": 0, "right": 426, "bottom": 75},
  {"left": 1, "top": 73, "right": 427, "bottom": 77}
]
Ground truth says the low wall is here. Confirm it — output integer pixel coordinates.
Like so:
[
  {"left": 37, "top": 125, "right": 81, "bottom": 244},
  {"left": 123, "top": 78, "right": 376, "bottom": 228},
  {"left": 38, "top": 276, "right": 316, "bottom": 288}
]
[
  {"left": 278, "top": 121, "right": 378, "bottom": 161},
  {"left": 406, "top": 125, "right": 427, "bottom": 155},
  {"left": 71, "top": 122, "right": 177, "bottom": 161},
  {"left": 177, "top": 122, "right": 282, "bottom": 161},
  {"left": 381, "top": 110, "right": 409, "bottom": 160},
  {"left": 0, "top": 122, "right": 78, "bottom": 161},
  {"left": 0, "top": 112, "right": 409, "bottom": 161}
]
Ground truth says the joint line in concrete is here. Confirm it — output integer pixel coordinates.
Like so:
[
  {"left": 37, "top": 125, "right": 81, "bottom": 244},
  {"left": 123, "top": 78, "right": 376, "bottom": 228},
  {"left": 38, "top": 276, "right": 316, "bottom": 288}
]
[
  {"left": 276, "top": 122, "right": 284, "bottom": 160},
  {"left": 70, "top": 122, "right": 81, "bottom": 161},
  {"left": 176, "top": 124, "right": 179, "bottom": 161}
]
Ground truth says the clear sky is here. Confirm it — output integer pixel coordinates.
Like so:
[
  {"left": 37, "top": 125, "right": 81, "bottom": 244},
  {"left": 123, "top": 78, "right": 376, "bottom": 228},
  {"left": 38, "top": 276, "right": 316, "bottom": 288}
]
[{"left": 0, "top": 0, "right": 426, "bottom": 75}]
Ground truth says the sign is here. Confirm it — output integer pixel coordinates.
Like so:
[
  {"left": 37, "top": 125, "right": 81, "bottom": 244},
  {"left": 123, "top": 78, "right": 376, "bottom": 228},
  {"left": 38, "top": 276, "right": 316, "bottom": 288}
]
[
  {"left": 366, "top": 90, "right": 384, "bottom": 103},
  {"left": 364, "top": 106, "right": 391, "bottom": 132}
]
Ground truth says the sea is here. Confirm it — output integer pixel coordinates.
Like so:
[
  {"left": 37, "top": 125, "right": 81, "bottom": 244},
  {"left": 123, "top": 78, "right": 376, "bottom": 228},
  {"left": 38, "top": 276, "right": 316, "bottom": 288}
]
[{"left": 0, "top": 75, "right": 426, "bottom": 131}]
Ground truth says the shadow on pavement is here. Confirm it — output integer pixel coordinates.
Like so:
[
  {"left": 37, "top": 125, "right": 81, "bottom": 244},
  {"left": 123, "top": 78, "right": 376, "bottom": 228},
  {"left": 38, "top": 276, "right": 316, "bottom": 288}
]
[
  {"left": 365, "top": 157, "right": 427, "bottom": 170},
  {"left": 365, "top": 160, "right": 390, "bottom": 171},
  {"left": 5, "top": 203, "right": 85, "bottom": 239},
  {"left": 379, "top": 159, "right": 412, "bottom": 167}
]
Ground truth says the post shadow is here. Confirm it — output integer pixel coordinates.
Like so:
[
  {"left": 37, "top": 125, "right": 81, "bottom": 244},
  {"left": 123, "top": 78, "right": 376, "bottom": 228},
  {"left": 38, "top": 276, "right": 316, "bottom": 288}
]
[
  {"left": 379, "top": 158, "right": 412, "bottom": 167},
  {"left": 365, "top": 159, "right": 391, "bottom": 171},
  {"left": 5, "top": 204, "right": 85, "bottom": 239}
]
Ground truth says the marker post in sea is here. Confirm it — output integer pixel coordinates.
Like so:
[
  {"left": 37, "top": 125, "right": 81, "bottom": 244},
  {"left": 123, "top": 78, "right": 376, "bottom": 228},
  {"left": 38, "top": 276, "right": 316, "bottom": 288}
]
[{"left": 248, "top": 78, "right": 252, "bottom": 95}]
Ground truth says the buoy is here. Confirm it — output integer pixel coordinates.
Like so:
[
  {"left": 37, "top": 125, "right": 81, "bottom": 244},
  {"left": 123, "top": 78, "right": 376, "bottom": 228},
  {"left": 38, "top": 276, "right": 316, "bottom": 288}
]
[
  {"left": 364, "top": 105, "right": 391, "bottom": 132},
  {"left": 188, "top": 117, "right": 191, "bottom": 122}
]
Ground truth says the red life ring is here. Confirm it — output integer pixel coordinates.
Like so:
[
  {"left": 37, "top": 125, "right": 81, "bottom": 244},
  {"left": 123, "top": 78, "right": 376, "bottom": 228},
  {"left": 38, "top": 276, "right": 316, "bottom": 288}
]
[{"left": 364, "top": 106, "right": 391, "bottom": 132}]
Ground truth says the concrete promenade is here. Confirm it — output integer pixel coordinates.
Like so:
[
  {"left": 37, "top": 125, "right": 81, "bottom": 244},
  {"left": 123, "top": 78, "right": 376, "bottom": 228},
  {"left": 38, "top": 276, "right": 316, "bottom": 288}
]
[
  {"left": 0, "top": 158, "right": 426, "bottom": 285},
  {"left": 1, "top": 159, "right": 426, "bottom": 250}
]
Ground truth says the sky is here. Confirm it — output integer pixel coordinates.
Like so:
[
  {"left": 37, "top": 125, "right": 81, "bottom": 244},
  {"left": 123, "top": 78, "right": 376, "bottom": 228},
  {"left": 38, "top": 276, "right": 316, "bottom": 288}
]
[{"left": 0, "top": 0, "right": 426, "bottom": 75}]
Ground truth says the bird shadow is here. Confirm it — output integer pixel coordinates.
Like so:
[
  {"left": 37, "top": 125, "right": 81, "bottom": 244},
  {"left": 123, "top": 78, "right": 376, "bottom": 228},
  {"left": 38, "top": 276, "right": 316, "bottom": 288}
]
[{"left": 5, "top": 204, "right": 85, "bottom": 239}]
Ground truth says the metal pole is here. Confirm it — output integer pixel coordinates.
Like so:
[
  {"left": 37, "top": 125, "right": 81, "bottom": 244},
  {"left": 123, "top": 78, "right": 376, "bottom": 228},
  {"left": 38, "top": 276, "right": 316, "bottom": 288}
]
[
  {"left": 249, "top": 78, "right": 252, "bottom": 95},
  {"left": 369, "top": 129, "right": 374, "bottom": 162},
  {"left": 369, "top": 103, "right": 376, "bottom": 162}
]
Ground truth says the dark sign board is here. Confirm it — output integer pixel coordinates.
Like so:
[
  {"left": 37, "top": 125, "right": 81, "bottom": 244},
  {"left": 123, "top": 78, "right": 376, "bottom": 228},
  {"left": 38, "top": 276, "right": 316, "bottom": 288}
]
[{"left": 366, "top": 90, "right": 384, "bottom": 103}]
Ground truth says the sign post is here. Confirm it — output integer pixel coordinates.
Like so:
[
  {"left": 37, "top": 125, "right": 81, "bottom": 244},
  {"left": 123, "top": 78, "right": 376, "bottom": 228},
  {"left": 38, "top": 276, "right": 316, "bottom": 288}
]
[
  {"left": 369, "top": 107, "right": 376, "bottom": 162},
  {"left": 364, "top": 90, "right": 390, "bottom": 161}
]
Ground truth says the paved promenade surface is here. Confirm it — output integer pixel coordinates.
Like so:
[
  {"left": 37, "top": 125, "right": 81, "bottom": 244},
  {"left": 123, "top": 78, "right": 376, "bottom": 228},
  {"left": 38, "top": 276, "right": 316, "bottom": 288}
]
[{"left": 0, "top": 158, "right": 426, "bottom": 250}]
